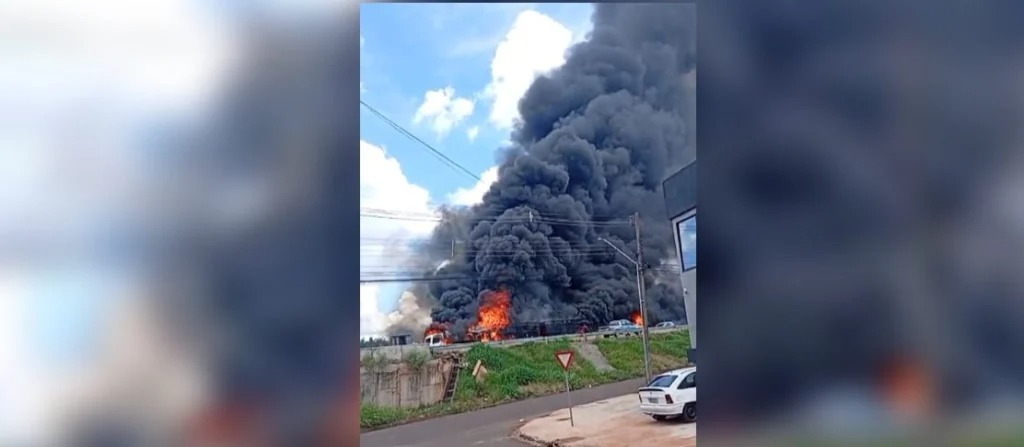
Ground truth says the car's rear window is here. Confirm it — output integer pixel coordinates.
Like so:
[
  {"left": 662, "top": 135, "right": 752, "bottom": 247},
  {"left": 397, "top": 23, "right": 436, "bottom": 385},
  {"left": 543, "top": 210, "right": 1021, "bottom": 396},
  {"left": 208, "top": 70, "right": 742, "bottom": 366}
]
[{"left": 646, "top": 375, "right": 677, "bottom": 388}]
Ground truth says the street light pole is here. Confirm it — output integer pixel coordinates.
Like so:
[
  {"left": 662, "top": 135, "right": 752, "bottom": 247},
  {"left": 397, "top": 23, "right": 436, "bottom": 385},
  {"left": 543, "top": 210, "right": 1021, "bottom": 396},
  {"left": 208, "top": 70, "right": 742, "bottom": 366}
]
[
  {"left": 632, "top": 213, "right": 653, "bottom": 384},
  {"left": 598, "top": 218, "right": 653, "bottom": 383}
]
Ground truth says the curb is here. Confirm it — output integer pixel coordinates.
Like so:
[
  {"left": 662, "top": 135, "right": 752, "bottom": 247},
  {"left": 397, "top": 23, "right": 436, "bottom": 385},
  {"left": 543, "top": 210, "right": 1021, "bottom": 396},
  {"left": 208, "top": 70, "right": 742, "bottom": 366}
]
[
  {"left": 512, "top": 417, "right": 566, "bottom": 447},
  {"left": 512, "top": 429, "right": 566, "bottom": 447}
]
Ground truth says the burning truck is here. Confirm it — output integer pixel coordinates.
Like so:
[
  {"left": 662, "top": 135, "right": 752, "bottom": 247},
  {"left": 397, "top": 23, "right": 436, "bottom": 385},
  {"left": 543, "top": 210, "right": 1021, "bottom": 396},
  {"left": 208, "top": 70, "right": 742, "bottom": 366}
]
[
  {"left": 423, "top": 289, "right": 512, "bottom": 346},
  {"left": 422, "top": 288, "right": 589, "bottom": 346}
]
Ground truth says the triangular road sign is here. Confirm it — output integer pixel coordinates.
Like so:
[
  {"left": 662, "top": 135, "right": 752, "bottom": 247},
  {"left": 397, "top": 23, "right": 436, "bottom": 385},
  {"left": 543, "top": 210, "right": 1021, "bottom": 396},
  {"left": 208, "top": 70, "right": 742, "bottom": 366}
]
[{"left": 555, "top": 350, "right": 575, "bottom": 371}]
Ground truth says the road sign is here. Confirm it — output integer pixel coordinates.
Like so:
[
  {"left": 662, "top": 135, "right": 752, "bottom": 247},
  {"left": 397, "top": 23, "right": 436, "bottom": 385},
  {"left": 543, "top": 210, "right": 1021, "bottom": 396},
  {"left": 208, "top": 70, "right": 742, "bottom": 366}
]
[
  {"left": 555, "top": 350, "right": 576, "bottom": 426},
  {"left": 555, "top": 350, "right": 575, "bottom": 371}
]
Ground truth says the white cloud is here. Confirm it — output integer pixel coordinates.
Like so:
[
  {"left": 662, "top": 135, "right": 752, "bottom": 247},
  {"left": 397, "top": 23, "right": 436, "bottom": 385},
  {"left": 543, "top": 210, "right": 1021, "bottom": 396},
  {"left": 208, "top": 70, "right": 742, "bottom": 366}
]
[
  {"left": 466, "top": 126, "right": 480, "bottom": 142},
  {"left": 359, "top": 284, "right": 386, "bottom": 338},
  {"left": 359, "top": 140, "right": 438, "bottom": 337},
  {"left": 482, "top": 10, "right": 573, "bottom": 130},
  {"left": 412, "top": 86, "right": 475, "bottom": 138},
  {"left": 447, "top": 166, "right": 498, "bottom": 206}
]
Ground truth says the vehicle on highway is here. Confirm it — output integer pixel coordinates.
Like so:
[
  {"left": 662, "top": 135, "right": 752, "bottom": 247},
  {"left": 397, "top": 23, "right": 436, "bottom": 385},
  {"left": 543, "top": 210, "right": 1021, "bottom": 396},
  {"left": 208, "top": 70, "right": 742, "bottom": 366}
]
[
  {"left": 600, "top": 319, "right": 641, "bottom": 332},
  {"left": 424, "top": 332, "right": 447, "bottom": 347},
  {"left": 637, "top": 366, "right": 696, "bottom": 422},
  {"left": 423, "top": 318, "right": 587, "bottom": 347},
  {"left": 654, "top": 321, "right": 677, "bottom": 328}
]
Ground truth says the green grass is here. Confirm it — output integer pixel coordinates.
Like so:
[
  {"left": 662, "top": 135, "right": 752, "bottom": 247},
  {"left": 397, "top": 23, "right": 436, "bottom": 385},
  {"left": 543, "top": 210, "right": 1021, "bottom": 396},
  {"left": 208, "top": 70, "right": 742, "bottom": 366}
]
[
  {"left": 596, "top": 330, "right": 691, "bottom": 376},
  {"left": 454, "top": 337, "right": 611, "bottom": 402},
  {"left": 360, "top": 404, "right": 408, "bottom": 429},
  {"left": 359, "top": 330, "right": 690, "bottom": 430}
]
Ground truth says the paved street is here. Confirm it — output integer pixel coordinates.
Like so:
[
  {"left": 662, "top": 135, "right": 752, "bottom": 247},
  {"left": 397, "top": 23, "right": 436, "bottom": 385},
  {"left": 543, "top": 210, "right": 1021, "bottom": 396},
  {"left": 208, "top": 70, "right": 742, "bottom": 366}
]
[
  {"left": 360, "top": 378, "right": 648, "bottom": 447},
  {"left": 519, "top": 393, "right": 695, "bottom": 446}
]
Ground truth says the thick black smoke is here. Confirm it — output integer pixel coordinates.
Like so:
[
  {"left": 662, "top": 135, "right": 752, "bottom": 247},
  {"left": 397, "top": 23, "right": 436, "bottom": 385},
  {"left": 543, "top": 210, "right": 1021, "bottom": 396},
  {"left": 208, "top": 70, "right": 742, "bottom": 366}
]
[{"left": 427, "top": 4, "right": 696, "bottom": 331}]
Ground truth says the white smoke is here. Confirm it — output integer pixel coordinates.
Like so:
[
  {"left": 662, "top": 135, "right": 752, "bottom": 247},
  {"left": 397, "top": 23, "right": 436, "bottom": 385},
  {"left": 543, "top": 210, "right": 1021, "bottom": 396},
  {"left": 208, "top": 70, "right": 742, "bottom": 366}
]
[{"left": 383, "top": 290, "right": 434, "bottom": 337}]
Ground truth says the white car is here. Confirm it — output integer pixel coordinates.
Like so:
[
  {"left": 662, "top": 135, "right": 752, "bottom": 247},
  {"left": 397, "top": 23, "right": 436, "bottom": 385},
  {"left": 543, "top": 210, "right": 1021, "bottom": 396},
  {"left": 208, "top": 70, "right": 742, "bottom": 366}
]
[
  {"left": 637, "top": 366, "right": 696, "bottom": 422},
  {"left": 424, "top": 333, "right": 446, "bottom": 347}
]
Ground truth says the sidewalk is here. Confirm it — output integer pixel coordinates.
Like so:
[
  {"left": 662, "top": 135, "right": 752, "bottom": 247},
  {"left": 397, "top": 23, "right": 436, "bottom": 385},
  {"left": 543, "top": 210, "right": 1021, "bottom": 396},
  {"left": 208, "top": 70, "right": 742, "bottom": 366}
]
[{"left": 515, "top": 393, "right": 696, "bottom": 447}]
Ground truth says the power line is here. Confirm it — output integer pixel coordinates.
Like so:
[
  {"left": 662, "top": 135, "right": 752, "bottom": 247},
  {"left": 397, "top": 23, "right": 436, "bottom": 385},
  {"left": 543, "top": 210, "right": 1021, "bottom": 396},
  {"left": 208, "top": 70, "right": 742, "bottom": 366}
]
[
  {"left": 360, "top": 210, "right": 634, "bottom": 227},
  {"left": 360, "top": 249, "right": 679, "bottom": 259},
  {"left": 359, "top": 208, "right": 627, "bottom": 222},
  {"left": 360, "top": 100, "right": 480, "bottom": 181},
  {"left": 359, "top": 270, "right": 683, "bottom": 283},
  {"left": 359, "top": 236, "right": 659, "bottom": 246},
  {"left": 359, "top": 275, "right": 474, "bottom": 284}
]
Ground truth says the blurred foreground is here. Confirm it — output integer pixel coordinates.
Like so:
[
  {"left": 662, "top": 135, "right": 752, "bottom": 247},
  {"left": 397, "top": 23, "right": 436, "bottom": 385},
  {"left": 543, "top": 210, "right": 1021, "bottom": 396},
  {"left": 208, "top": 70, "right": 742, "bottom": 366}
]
[
  {"left": 701, "top": 1, "right": 1024, "bottom": 446},
  {"left": 0, "top": 1, "right": 360, "bottom": 445}
]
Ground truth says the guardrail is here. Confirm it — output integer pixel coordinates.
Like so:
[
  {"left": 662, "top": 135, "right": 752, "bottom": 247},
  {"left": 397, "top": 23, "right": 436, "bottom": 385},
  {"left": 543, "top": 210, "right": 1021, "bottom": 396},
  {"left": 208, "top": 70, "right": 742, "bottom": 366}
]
[{"left": 426, "top": 325, "right": 687, "bottom": 353}]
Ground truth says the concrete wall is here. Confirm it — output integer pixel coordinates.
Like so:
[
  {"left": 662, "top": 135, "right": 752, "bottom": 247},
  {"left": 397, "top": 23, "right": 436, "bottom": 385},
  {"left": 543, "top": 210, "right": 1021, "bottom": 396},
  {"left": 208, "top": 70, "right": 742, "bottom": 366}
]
[
  {"left": 360, "top": 359, "right": 453, "bottom": 408},
  {"left": 360, "top": 344, "right": 431, "bottom": 362}
]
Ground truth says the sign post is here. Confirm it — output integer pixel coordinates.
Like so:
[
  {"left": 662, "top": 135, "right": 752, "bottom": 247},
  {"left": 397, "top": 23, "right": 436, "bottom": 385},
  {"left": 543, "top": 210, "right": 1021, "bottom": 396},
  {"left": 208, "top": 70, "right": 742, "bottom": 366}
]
[{"left": 555, "top": 349, "right": 576, "bottom": 427}]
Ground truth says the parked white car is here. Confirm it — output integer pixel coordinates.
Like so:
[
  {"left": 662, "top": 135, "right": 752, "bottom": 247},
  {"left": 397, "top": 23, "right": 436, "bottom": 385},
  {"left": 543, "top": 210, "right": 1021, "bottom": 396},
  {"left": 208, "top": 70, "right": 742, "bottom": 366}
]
[{"left": 637, "top": 366, "right": 696, "bottom": 422}]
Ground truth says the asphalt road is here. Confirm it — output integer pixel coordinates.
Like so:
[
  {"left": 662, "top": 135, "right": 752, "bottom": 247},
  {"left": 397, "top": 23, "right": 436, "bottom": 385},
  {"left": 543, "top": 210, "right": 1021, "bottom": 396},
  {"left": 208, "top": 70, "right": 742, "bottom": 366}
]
[{"left": 360, "top": 378, "right": 648, "bottom": 447}]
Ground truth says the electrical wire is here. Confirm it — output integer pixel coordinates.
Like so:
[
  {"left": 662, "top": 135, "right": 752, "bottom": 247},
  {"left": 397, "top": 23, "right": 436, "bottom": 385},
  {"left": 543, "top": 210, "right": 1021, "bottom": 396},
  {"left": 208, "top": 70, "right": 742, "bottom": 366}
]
[
  {"left": 359, "top": 207, "right": 635, "bottom": 227},
  {"left": 360, "top": 100, "right": 480, "bottom": 181}
]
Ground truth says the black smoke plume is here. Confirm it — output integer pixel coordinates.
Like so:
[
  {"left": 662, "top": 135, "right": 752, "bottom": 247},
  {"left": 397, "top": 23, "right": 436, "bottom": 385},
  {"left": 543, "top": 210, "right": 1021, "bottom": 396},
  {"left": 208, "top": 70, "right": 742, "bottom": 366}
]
[{"left": 426, "top": 4, "right": 696, "bottom": 332}]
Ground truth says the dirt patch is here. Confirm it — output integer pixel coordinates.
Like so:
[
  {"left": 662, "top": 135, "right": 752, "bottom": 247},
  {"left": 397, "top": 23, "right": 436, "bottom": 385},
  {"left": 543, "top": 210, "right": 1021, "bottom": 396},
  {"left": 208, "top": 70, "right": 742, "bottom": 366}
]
[{"left": 574, "top": 342, "right": 614, "bottom": 372}]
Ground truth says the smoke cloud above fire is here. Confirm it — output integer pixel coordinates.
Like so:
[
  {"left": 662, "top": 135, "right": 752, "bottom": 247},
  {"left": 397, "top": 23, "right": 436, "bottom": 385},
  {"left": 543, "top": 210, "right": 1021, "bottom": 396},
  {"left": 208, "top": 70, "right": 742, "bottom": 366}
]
[{"left": 414, "top": 4, "right": 696, "bottom": 335}]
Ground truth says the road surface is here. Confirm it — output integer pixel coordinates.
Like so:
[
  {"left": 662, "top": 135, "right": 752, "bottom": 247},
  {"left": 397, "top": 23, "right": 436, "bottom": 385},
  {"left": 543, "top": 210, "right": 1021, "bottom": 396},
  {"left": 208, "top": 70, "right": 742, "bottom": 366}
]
[{"left": 360, "top": 378, "right": 648, "bottom": 447}]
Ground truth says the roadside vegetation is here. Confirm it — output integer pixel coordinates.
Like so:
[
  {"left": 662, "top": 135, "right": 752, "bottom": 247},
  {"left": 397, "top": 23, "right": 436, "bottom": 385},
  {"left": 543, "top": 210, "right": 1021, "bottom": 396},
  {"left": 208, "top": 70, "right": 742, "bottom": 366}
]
[{"left": 360, "top": 330, "right": 690, "bottom": 430}]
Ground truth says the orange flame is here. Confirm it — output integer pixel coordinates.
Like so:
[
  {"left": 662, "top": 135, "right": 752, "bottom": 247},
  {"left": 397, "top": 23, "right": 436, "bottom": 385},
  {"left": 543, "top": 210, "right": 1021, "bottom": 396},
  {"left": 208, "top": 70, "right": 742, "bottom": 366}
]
[
  {"left": 470, "top": 289, "right": 512, "bottom": 342},
  {"left": 631, "top": 311, "right": 643, "bottom": 326}
]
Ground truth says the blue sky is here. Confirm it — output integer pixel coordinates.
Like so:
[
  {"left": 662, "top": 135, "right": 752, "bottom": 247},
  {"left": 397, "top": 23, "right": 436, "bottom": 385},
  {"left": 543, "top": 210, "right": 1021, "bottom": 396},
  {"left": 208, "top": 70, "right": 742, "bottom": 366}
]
[
  {"left": 359, "top": 3, "right": 595, "bottom": 337},
  {"left": 360, "top": 3, "right": 592, "bottom": 196}
]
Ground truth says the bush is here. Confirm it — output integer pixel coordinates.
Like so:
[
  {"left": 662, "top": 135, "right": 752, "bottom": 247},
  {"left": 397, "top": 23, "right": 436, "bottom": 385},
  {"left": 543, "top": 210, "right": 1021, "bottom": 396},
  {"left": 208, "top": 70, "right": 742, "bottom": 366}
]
[
  {"left": 360, "top": 404, "right": 407, "bottom": 429},
  {"left": 497, "top": 364, "right": 539, "bottom": 385},
  {"left": 361, "top": 352, "right": 389, "bottom": 372},
  {"left": 403, "top": 350, "right": 429, "bottom": 372}
]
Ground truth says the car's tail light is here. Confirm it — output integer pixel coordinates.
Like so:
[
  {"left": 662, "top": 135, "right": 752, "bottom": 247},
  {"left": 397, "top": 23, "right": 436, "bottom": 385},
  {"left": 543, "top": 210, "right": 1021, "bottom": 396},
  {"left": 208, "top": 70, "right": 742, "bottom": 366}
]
[{"left": 665, "top": 394, "right": 674, "bottom": 404}]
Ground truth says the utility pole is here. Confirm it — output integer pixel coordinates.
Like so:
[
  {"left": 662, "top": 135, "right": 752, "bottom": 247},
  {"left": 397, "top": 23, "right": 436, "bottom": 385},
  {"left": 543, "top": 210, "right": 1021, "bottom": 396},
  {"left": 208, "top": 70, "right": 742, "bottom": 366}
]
[
  {"left": 597, "top": 221, "right": 654, "bottom": 384},
  {"left": 632, "top": 212, "right": 653, "bottom": 383}
]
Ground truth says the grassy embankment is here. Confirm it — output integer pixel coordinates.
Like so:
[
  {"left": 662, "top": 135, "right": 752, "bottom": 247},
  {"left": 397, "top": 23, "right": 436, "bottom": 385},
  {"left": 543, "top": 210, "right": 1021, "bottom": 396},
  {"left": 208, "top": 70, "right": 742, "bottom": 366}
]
[{"left": 360, "top": 330, "right": 690, "bottom": 430}]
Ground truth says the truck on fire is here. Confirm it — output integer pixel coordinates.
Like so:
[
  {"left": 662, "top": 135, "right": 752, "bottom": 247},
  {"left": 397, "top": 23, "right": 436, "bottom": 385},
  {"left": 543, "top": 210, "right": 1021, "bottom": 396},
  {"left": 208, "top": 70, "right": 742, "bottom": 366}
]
[
  {"left": 424, "top": 330, "right": 449, "bottom": 347},
  {"left": 422, "top": 324, "right": 504, "bottom": 347},
  {"left": 423, "top": 318, "right": 588, "bottom": 347}
]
